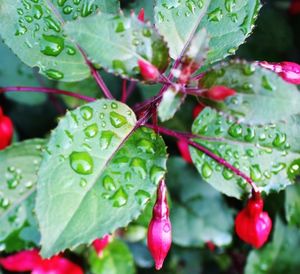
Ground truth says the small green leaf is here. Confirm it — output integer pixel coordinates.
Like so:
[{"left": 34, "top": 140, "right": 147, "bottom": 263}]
[
  {"left": 36, "top": 99, "right": 167, "bottom": 257},
  {"left": 0, "top": 139, "right": 46, "bottom": 252},
  {"left": 0, "top": 0, "right": 117, "bottom": 81},
  {"left": 167, "top": 157, "right": 233, "bottom": 247},
  {"left": 190, "top": 108, "right": 300, "bottom": 198},
  {"left": 64, "top": 13, "right": 169, "bottom": 80},
  {"left": 200, "top": 61, "right": 300, "bottom": 124},
  {"left": 245, "top": 218, "right": 300, "bottom": 274},
  {"left": 158, "top": 87, "right": 184, "bottom": 122},
  {"left": 285, "top": 183, "right": 300, "bottom": 228},
  {"left": 88, "top": 239, "right": 136, "bottom": 274},
  {"left": 154, "top": 0, "right": 260, "bottom": 65}
]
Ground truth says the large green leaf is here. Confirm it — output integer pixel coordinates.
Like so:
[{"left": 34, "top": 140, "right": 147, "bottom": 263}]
[
  {"left": 0, "top": 40, "right": 46, "bottom": 105},
  {"left": 190, "top": 108, "right": 300, "bottom": 199},
  {"left": 285, "top": 183, "right": 300, "bottom": 228},
  {"left": 0, "top": 0, "right": 119, "bottom": 81},
  {"left": 200, "top": 61, "right": 300, "bottom": 124},
  {"left": 245, "top": 218, "right": 300, "bottom": 274},
  {"left": 36, "top": 99, "right": 167, "bottom": 257},
  {"left": 167, "top": 157, "right": 233, "bottom": 247},
  {"left": 154, "top": 0, "right": 260, "bottom": 64},
  {"left": 64, "top": 12, "right": 169, "bottom": 80},
  {"left": 88, "top": 239, "right": 136, "bottom": 274},
  {"left": 0, "top": 139, "right": 46, "bottom": 252}
]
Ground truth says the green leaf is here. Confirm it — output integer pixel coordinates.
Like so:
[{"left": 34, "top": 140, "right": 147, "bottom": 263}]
[
  {"left": 0, "top": 0, "right": 117, "bottom": 81},
  {"left": 0, "top": 40, "right": 47, "bottom": 105},
  {"left": 0, "top": 139, "right": 46, "bottom": 252},
  {"left": 88, "top": 239, "right": 136, "bottom": 274},
  {"left": 64, "top": 12, "right": 169, "bottom": 80},
  {"left": 245, "top": 218, "right": 300, "bottom": 274},
  {"left": 285, "top": 183, "right": 300, "bottom": 228},
  {"left": 36, "top": 99, "right": 167, "bottom": 257},
  {"left": 200, "top": 61, "right": 300, "bottom": 124},
  {"left": 190, "top": 108, "right": 300, "bottom": 199},
  {"left": 158, "top": 87, "right": 184, "bottom": 122},
  {"left": 167, "top": 157, "right": 233, "bottom": 247},
  {"left": 154, "top": 0, "right": 260, "bottom": 64}
]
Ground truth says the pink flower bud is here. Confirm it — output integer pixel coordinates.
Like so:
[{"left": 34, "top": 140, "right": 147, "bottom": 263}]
[
  {"left": 205, "top": 86, "right": 236, "bottom": 101},
  {"left": 193, "top": 104, "right": 205, "bottom": 119},
  {"left": 92, "top": 234, "right": 111, "bottom": 257},
  {"left": 177, "top": 139, "right": 192, "bottom": 164},
  {"left": 235, "top": 194, "right": 272, "bottom": 248},
  {"left": 147, "top": 180, "right": 172, "bottom": 270},
  {"left": 138, "top": 8, "right": 145, "bottom": 22},
  {"left": 0, "top": 107, "right": 14, "bottom": 150},
  {"left": 259, "top": 61, "right": 300, "bottom": 84},
  {"left": 138, "top": 59, "right": 160, "bottom": 81}
]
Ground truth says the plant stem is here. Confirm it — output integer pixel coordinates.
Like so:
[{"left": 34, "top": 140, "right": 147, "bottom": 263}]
[
  {"left": 126, "top": 81, "right": 137, "bottom": 100},
  {"left": 146, "top": 124, "right": 259, "bottom": 193},
  {"left": 0, "top": 86, "right": 96, "bottom": 102},
  {"left": 121, "top": 80, "right": 127, "bottom": 102},
  {"left": 78, "top": 46, "right": 114, "bottom": 99}
]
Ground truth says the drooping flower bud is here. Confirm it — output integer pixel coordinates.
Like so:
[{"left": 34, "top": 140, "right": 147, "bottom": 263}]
[
  {"left": 205, "top": 86, "right": 236, "bottom": 101},
  {"left": 235, "top": 194, "right": 272, "bottom": 248},
  {"left": 193, "top": 104, "right": 205, "bottom": 119},
  {"left": 0, "top": 107, "right": 14, "bottom": 150},
  {"left": 92, "top": 234, "right": 111, "bottom": 257},
  {"left": 138, "top": 8, "right": 145, "bottom": 22},
  {"left": 138, "top": 59, "right": 160, "bottom": 81},
  {"left": 177, "top": 139, "right": 192, "bottom": 164},
  {"left": 259, "top": 61, "right": 300, "bottom": 84},
  {"left": 147, "top": 180, "right": 172, "bottom": 270}
]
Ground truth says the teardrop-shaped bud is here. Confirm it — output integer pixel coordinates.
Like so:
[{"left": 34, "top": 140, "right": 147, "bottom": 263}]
[
  {"left": 138, "top": 8, "right": 145, "bottom": 22},
  {"left": 193, "top": 104, "right": 205, "bottom": 119},
  {"left": 205, "top": 86, "right": 236, "bottom": 101},
  {"left": 235, "top": 194, "right": 272, "bottom": 248},
  {"left": 0, "top": 107, "right": 14, "bottom": 150},
  {"left": 138, "top": 59, "right": 160, "bottom": 81},
  {"left": 92, "top": 234, "right": 111, "bottom": 257},
  {"left": 147, "top": 180, "right": 172, "bottom": 270},
  {"left": 177, "top": 139, "right": 192, "bottom": 164}
]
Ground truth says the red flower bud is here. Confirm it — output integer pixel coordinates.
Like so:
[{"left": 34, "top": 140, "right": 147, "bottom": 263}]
[
  {"left": 259, "top": 61, "right": 300, "bottom": 84},
  {"left": 138, "top": 8, "right": 145, "bottom": 22},
  {"left": 235, "top": 195, "right": 272, "bottom": 248},
  {"left": 147, "top": 180, "right": 172, "bottom": 270},
  {"left": 177, "top": 139, "right": 192, "bottom": 164},
  {"left": 92, "top": 234, "right": 111, "bottom": 257},
  {"left": 138, "top": 59, "right": 160, "bottom": 81},
  {"left": 205, "top": 86, "right": 236, "bottom": 101},
  {"left": 289, "top": 0, "right": 300, "bottom": 15},
  {"left": 0, "top": 107, "right": 14, "bottom": 150},
  {"left": 193, "top": 104, "right": 205, "bottom": 119},
  {"left": 206, "top": 241, "right": 216, "bottom": 252}
]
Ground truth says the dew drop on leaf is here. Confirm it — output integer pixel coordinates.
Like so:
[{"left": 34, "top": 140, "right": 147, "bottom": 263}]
[
  {"left": 80, "top": 106, "right": 93, "bottom": 121},
  {"left": 110, "top": 187, "right": 128, "bottom": 207},
  {"left": 130, "top": 158, "right": 147, "bottom": 179},
  {"left": 109, "top": 112, "right": 127, "bottom": 128},
  {"left": 225, "top": 0, "right": 236, "bottom": 12},
  {"left": 99, "top": 130, "right": 115, "bottom": 150},
  {"left": 202, "top": 162, "right": 213, "bottom": 178},
  {"left": 287, "top": 159, "right": 300, "bottom": 180},
  {"left": 208, "top": 8, "right": 223, "bottom": 22},
  {"left": 228, "top": 123, "right": 243, "bottom": 138},
  {"left": 69, "top": 151, "right": 94, "bottom": 175},
  {"left": 40, "top": 34, "right": 65, "bottom": 57},
  {"left": 135, "top": 190, "right": 150, "bottom": 205},
  {"left": 250, "top": 164, "right": 262, "bottom": 182},
  {"left": 80, "top": 178, "right": 87, "bottom": 188},
  {"left": 272, "top": 132, "right": 286, "bottom": 147},
  {"left": 84, "top": 123, "right": 98, "bottom": 138},
  {"left": 102, "top": 175, "right": 116, "bottom": 191},
  {"left": 272, "top": 163, "right": 286, "bottom": 175},
  {"left": 222, "top": 168, "right": 234, "bottom": 180},
  {"left": 44, "top": 69, "right": 64, "bottom": 80},
  {"left": 150, "top": 166, "right": 165, "bottom": 184}
]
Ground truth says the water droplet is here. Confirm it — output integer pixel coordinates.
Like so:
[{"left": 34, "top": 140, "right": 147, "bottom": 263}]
[
  {"left": 263, "top": 171, "right": 272, "bottom": 179},
  {"left": 229, "top": 13, "right": 238, "bottom": 23},
  {"left": 137, "top": 139, "right": 155, "bottom": 154},
  {"left": 142, "top": 28, "right": 151, "bottom": 37},
  {"left": 228, "top": 123, "right": 243, "bottom": 138},
  {"left": 202, "top": 162, "right": 212, "bottom": 178},
  {"left": 66, "top": 46, "right": 76, "bottom": 55},
  {"left": 222, "top": 168, "right": 234, "bottom": 180},
  {"left": 115, "top": 22, "right": 125, "bottom": 33},
  {"left": 33, "top": 5, "right": 43, "bottom": 19},
  {"left": 63, "top": 5, "right": 73, "bottom": 14},
  {"left": 110, "top": 111, "right": 127, "bottom": 128},
  {"left": 244, "top": 127, "right": 255, "bottom": 141},
  {"left": 208, "top": 8, "right": 223, "bottom": 22},
  {"left": 69, "top": 151, "right": 94, "bottom": 175},
  {"left": 111, "top": 102, "right": 118, "bottom": 109},
  {"left": 112, "top": 60, "right": 127, "bottom": 74},
  {"left": 225, "top": 0, "right": 236, "bottom": 12},
  {"left": 0, "top": 197, "right": 10, "bottom": 209},
  {"left": 44, "top": 69, "right": 64, "bottom": 80},
  {"left": 227, "top": 47, "right": 237, "bottom": 54},
  {"left": 110, "top": 187, "right": 128, "bottom": 207},
  {"left": 287, "top": 159, "right": 300, "bottom": 179},
  {"left": 272, "top": 132, "right": 286, "bottom": 147},
  {"left": 150, "top": 166, "right": 165, "bottom": 184},
  {"left": 40, "top": 34, "right": 64, "bottom": 56},
  {"left": 250, "top": 164, "right": 262, "bottom": 181},
  {"left": 15, "top": 25, "right": 28, "bottom": 36},
  {"left": 102, "top": 175, "right": 116, "bottom": 191},
  {"left": 84, "top": 123, "right": 98, "bottom": 138},
  {"left": 17, "top": 8, "right": 24, "bottom": 15},
  {"left": 99, "top": 130, "right": 115, "bottom": 150},
  {"left": 240, "top": 15, "right": 249, "bottom": 35},
  {"left": 24, "top": 15, "right": 33, "bottom": 23},
  {"left": 80, "top": 106, "right": 93, "bottom": 121},
  {"left": 246, "top": 149, "right": 254, "bottom": 158},
  {"left": 157, "top": 11, "right": 165, "bottom": 22},
  {"left": 135, "top": 190, "right": 150, "bottom": 205},
  {"left": 130, "top": 158, "right": 147, "bottom": 179},
  {"left": 58, "top": 0, "right": 67, "bottom": 6},
  {"left": 80, "top": 178, "right": 87, "bottom": 187},
  {"left": 243, "top": 64, "right": 256, "bottom": 76},
  {"left": 99, "top": 112, "right": 105, "bottom": 119},
  {"left": 272, "top": 162, "right": 286, "bottom": 174},
  {"left": 262, "top": 75, "right": 274, "bottom": 91}
]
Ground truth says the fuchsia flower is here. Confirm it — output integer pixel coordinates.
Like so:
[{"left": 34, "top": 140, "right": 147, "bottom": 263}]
[
  {"left": 138, "top": 8, "right": 145, "bottom": 22},
  {"left": 0, "top": 249, "right": 83, "bottom": 274},
  {"left": 235, "top": 193, "right": 272, "bottom": 248},
  {"left": 147, "top": 180, "right": 172, "bottom": 270},
  {"left": 205, "top": 86, "right": 236, "bottom": 101},
  {"left": 177, "top": 139, "right": 193, "bottom": 164},
  {"left": 259, "top": 61, "right": 300, "bottom": 85},
  {"left": 92, "top": 234, "right": 111, "bottom": 257},
  {"left": 0, "top": 106, "right": 14, "bottom": 150},
  {"left": 138, "top": 59, "right": 160, "bottom": 81}
]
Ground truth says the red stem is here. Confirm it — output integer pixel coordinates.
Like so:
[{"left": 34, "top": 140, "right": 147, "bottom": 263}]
[
  {"left": 0, "top": 86, "right": 96, "bottom": 102},
  {"left": 121, "top": 80, "right": 127, "bottom": 103},
  {"left": 146, "top": 124, "right": 259, "bottom": 193}
]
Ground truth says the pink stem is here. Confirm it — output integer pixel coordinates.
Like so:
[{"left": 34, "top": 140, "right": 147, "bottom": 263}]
[{"left": 121, "top": 80, "right": 127, "bottom": 103}]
